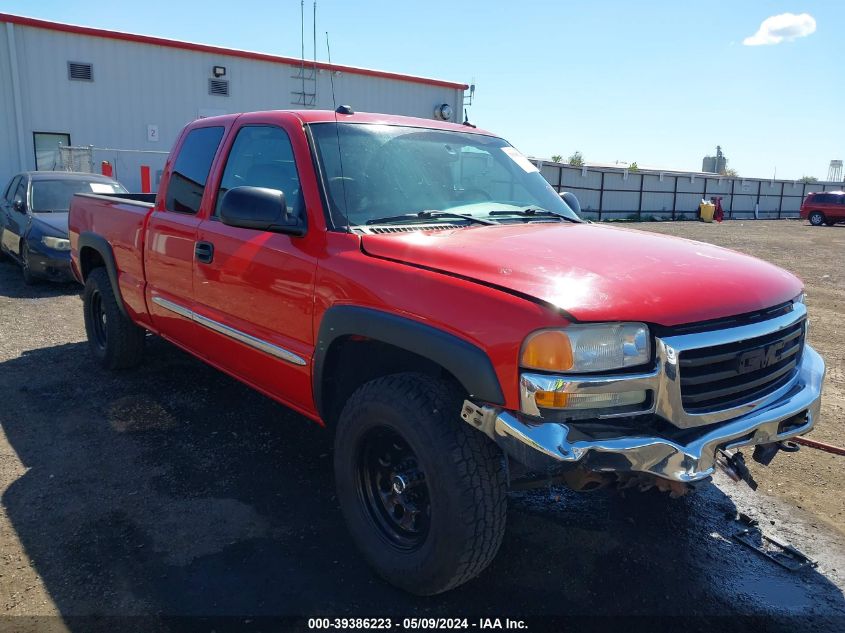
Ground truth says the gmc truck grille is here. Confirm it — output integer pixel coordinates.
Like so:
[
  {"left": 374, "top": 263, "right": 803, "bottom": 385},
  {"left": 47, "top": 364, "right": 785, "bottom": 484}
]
[{"left": 679, "top": 319, "right": 806, "bottom": 413}]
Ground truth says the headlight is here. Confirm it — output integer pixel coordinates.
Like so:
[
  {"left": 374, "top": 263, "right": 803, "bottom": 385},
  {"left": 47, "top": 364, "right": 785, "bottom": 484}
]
[
  {"left": 41, "top": 236, "right": 70, "bottom": 251},
  {"left": 793, "top": 292, "right": 805, "bottom": 305},
  {"left": 521, "top": 323, "right": 650, "bottom": 373}
]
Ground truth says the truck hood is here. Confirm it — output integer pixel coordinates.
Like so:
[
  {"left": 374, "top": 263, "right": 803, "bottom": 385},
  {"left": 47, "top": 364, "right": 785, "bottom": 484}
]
[{"left": 360, "top": 223, "right": 802, "bottom": 326}]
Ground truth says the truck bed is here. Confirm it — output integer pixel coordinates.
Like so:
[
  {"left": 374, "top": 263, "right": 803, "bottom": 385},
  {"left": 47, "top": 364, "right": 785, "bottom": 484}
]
[{"left": 69, "top": 192, "right": 155, "bottom": 325}]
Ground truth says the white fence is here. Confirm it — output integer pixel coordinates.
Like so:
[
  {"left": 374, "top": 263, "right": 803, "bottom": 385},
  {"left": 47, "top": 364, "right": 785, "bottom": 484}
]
[{"left": 534, "top": 160, "right": 844, "bottom": 221}]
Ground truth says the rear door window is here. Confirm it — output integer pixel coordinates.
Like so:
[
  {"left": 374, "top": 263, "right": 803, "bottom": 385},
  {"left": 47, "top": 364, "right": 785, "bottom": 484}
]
[{"left": 165, "top": 126, "right": 225, "bottom": 214}]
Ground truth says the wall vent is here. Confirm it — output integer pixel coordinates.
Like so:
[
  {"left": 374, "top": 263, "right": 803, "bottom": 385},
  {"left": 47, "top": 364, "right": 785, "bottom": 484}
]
[
  {"left": 68, "top": 61, "right": 93, "bottom": 81},
  {"left": 209, "top": 78, "right": 229, "bottom": 96}
]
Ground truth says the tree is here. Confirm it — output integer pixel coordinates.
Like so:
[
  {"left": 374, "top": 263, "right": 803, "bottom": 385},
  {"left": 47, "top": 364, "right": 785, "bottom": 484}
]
[
  {"left": 629, "top": 162, "right": 639, "bottom": 173},
  {"left": 722, "top": 167, "right": 739, "bottom": 177},
  {"left": 799, "top": 175, "right": 818, "bottom": 183},
  {"left": 567, "top": 151, "right": 584, "bottom": 167},
  {"left": 551, "top": 154, "right": 563, "bottom": 163}
]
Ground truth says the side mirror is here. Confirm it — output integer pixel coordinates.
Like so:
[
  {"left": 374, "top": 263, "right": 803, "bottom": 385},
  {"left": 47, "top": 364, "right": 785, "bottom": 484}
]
[
  {"left": 559, "top": 191, "right": 581, "bottom": 215},
  {"left": 220, "top": 186, "right": 304, "bottom": 236},
  {"left": 12, "top": 199, "right": 25, "bottom": 213}
]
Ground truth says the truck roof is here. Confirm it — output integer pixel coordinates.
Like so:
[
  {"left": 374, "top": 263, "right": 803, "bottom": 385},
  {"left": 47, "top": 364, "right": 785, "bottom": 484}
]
[{"left": 194, "top": 110, "right": 496, "bottom": 137}]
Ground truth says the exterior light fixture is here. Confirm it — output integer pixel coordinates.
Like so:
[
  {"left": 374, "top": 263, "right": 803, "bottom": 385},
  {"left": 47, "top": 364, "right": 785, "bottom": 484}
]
[{"left": 434, "top": 103, "right": 453, "bottom": 121}]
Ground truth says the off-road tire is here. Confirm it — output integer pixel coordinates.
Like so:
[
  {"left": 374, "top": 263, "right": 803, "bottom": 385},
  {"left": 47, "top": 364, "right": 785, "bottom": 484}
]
[
  {"left": 334, "top": 373, "right": 507, "bottom": 595},
  {"left": 808, "top": 211, "right": 825, "bottom": 226},
  {"left": 83, "top": 267, "right": 145, "bottom": 369}
]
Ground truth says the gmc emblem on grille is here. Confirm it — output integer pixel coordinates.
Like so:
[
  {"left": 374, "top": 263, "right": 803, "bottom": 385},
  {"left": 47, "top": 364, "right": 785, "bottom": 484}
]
[{"left": 737, "top": 341, "right": 785, "bottom": 374}]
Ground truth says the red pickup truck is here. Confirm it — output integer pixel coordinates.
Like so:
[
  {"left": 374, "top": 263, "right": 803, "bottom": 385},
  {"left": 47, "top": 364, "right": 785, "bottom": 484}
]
[{"left": 69, "top": 109, "right": 825, "bottom": 595}]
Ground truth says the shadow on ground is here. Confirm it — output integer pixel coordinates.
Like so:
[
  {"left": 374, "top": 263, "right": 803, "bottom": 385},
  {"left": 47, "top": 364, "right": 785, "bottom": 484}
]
[
  {"left": 0, "top": 258, "right": 79, "bottom": 299},
  {"left": 0, "top": 337, "right": 843, "bottom": 631}
]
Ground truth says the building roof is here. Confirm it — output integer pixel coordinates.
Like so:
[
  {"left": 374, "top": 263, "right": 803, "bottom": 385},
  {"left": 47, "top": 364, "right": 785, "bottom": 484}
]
[{"left": 0, "top": 13, "right": 468, "bottom": 91}]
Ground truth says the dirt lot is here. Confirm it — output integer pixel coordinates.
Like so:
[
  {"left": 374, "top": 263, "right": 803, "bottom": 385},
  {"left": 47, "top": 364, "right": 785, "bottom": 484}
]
[{"left": 0, "top": 219, "right": 843, "bottom": 631}]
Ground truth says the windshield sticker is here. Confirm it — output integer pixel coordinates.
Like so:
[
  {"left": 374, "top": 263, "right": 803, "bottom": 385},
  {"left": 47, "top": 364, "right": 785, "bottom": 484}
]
[
  {"left": 501, "top": 147, "right": 539, "bottom": 173},
  {"left": 90, "top": 183, "right": 114, "bottom": 193}
]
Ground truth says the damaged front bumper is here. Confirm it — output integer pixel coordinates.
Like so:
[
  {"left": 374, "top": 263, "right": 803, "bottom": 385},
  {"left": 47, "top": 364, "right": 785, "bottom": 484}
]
[{"left": 461, "top": 346, "right": 825, "bottom": 483}]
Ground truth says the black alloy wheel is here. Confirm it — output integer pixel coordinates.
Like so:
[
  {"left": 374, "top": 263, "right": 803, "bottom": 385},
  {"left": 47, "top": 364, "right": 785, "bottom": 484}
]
[
  {"left": 87, "top": 287, "right": 108, "bottom": 352},
  {"left": 357, "top": 426, "right": 430, "bottom": 550}
]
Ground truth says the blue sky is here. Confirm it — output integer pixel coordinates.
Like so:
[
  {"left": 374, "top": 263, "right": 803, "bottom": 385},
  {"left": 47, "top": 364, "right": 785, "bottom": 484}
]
[{"left": 4, "top": 1, "right": 842, "bottom": 179}]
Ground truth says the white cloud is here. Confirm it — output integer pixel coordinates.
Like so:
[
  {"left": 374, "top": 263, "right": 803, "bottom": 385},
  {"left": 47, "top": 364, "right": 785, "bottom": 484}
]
[{"left": 743, "top": 12, "right": 817, "bottom": 46}]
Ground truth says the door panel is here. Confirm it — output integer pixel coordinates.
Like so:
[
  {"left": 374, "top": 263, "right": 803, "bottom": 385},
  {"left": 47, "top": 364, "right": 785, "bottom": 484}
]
[
  {"left": 0, "top": 176, "right": 21, "bottom": 254},
  {"left": 193, "top": 121, "right": 317, "bottom": 410},
  {"left": 145, "top": 211, "right": 205, "bottom": 348},
  {"left": 194, "top": 222, "right": 316, "bottom": 408},
  {"left": 2, "top": 179, "right": 29, "bottom": 257},
  {"left": 143, "top": 124, "right": 227, "bottom": 352}
]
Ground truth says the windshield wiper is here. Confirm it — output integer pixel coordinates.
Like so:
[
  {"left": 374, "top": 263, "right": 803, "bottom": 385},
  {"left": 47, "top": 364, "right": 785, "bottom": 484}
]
[
  {"left": 488, "top": 208, "right": 581, "bottom": 223},
  {"left": 365, "top": 210, "right": 496, "bottom": 226}
]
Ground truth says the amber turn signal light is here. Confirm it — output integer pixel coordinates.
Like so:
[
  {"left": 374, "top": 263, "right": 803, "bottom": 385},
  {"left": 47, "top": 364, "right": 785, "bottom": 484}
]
[{"left": 520, "top": 330, "right": 574, "bottom": 372}]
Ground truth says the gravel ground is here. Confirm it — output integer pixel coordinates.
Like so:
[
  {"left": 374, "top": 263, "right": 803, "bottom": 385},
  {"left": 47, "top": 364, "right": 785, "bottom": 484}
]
[{"left": 0, "top": 220, "right": 843, "bottom": 631}]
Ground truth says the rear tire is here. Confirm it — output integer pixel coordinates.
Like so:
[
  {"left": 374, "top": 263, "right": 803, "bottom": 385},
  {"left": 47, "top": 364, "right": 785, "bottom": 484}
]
[
  {"left": 334, "top": 373, "right": 507, "bottom": 595},
  {"left": 83, "top": 267, "right": 145, "bottom": 369},
  {"left": 808, "top": 211, "right": 825, "bottom": 226}
]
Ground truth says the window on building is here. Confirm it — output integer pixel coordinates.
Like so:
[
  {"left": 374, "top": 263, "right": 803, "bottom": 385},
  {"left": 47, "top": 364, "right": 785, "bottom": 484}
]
[
  {"left": 214, "top": 125, "right": 303, "bottom": 219},
  {"left": 33, "top": 132, "right": 71, "bottom": 171},
  {"left": 164, "top": 126, "right": 225, "bottom": 214}
]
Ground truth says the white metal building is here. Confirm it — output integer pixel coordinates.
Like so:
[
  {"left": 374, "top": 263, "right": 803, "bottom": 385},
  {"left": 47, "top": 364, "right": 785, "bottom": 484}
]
[{"left": 0, "top": 13, "right": 467, "bottom": 190}]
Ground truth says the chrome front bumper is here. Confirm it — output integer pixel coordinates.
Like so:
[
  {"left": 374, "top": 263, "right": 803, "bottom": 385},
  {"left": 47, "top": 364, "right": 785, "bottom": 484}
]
[{"left": 461, "top": 346, "right": 825, "bottom": 483}]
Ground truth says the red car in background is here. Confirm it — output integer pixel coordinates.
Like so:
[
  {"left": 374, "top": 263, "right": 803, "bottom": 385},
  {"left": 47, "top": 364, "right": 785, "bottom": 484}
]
[{"left": 800, "top": 190, "right": 845, "bottom": 226}]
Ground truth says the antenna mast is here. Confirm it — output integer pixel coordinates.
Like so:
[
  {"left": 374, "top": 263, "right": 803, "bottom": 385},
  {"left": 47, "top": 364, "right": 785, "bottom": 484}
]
[{"left": 291, "top": 0, "right": 316, "bottom": 107}]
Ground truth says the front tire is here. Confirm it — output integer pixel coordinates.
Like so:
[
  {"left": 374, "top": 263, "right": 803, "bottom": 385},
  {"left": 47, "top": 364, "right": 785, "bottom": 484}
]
[
  {"left": 83, "top": 267, "right": 145, "bottom": 369},
  {"left": 21, "top": 243, "right": 38, "bottom": 285},
  {"left": 808, "top": 211, "right": 826, "bottom": 226},
  {"left": 334, "top": 373, "right": 507, "bottom": 595}
]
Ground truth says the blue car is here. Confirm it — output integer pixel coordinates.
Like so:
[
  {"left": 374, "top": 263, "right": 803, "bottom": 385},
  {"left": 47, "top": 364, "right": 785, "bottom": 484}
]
[{"left": 0, "top": 171, "right": 127, "bottom": 284}]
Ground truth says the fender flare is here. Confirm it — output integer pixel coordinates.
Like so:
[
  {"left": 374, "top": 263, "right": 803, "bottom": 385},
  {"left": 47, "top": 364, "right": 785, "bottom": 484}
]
[
  {"left": 313, "top": 305, "right": 505, "bottom": 419},
  {"left": 77, "top": 232, "right": 128, "bottom": 318}
]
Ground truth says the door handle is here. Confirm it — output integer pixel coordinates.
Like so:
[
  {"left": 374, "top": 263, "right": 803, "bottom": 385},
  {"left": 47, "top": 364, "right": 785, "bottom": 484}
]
[{"left": 195, "top": 241, "right": 214, "bottom": 264}]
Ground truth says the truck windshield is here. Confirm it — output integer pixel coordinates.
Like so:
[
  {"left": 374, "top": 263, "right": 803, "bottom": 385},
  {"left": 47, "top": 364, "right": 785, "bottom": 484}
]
[
  {"left": 310, "top": 123, "right": 579, "bottom": 228},
  {"left": 31, "top": 179, "right": 127, "bottom": 213}
]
